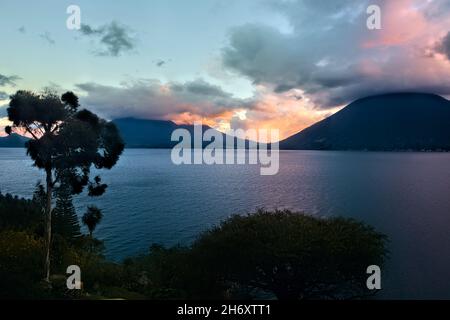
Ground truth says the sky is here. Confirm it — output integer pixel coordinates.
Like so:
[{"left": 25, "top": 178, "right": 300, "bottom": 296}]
[{"left": 1, "top": 0, "right": 450, "bottom": 140}]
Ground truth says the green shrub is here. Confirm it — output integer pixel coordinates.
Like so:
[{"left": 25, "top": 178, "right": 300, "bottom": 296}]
[
  {"left": 123, "top": 210, "right": 388, "bottom": 300},
  {"left": 0, "top": 230, "right": 45, "bottom": 298},
  {"left": 190, "top": 209, "right": 388, "bottom": 300},
  {"left": 0, "top": 193, "right": 43, "bottom": 234}
]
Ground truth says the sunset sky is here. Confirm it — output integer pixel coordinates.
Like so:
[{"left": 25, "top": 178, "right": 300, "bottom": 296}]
[{"left": 1, "top": 0, "right": 450, "bottom": 139}]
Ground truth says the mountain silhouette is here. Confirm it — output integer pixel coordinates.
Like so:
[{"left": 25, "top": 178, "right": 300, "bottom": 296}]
[
  {"left": 0, "top": 118, "right": 247, "bottom": 149},
  {"left": 112, "top": 118, "right": 180, "bottom": 148},
  {"left": 2, "top": 93, "right": 450, "bottom": 151},
  {"left": 280, "top": 93, "right": 450, "bottom": 151},
  {"left": 113, "top": 117, "right": 249, "bottom": 149},
  {"left": 0, "top": 133, "right": 29, "bottom": 148}
]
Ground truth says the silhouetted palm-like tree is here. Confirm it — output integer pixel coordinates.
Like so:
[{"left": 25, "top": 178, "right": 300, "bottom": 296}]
[{"left": 82, "top": 206, "right": 103, "bottom": 237}]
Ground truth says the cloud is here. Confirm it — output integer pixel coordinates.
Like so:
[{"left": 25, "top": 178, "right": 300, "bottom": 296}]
[
  {"left": 40, "top": 31, "right": 55, "bottom": 45},
  {"left": 172, "top": 79, "right": 232, "bottom": 98},
  {"left": 155, "top": 60, "right": 168, "bottom": 67},
  {"left": 437, "top": 31, "right": 450, "bottom": 60},
  {"left": 75, "top": 78, "right": 327, "bottom": 140},
  {"left": 0, "top": 92, "right": 9, "bottom": 100},
  {"left": 221, "top": 0, "right": 450, "bottom": 108},
  {"left": 226, "top": 87, "right": 335, "bottom": 140},
  {"left": 18, "top": 26, "right": 26, "bottom": 34},
  {"left": 0, "top": 104, "right": 7, "bottom": 116},
  {"left": 80, "top": 24, "right": 103, "bottom": 36},
  {"left": 0, "top": 105, "right": 9, "bottom": 136},
  {"left": 0, "top": 74, "right": 20, "bottom": 87},
  {"left": 423, "top": 0, "right": 450, "bottom": 20},
  {"left": 0, "top": 116, "right": 11, "bottom": 137},
  {"left": 80, "top": 22, "right": 136, "bottom": 56},
  {"left": 75, "top": 78, "right": 251, "bottom": 121}
]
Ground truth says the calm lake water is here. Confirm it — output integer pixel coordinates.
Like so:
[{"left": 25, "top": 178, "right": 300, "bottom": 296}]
[{"left": 1, "top": 148, "right": 450, "bottom": 299}]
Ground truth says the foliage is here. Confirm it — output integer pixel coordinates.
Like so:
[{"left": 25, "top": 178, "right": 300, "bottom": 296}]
[
  {"left": 189, "top": 209, "right": 388, "bottom": 299},
  {"left": 121, "top": 245, "right": 194, "bottom": 299},
  {"left": 0, "top": 230, "right": 45, "bottom": 298},
  {"left": 82, "top": 206, "right": 103, "bottom": 237},
  {"left": 5, "top": 89, "right": 124, "bottom": 281},
  {"left": 0, "top": 190, "right": 388, "bottom": 300},
  {"left": 53, "top": 179, "right": 81, "bottom": 243},
  {"left": 0, "top": 192, "right": 43, "bottom": 234},
  {"left": 121, "top": 210, "right": 388, "bottom": 300},
  {"left": 6, "top": 89, "right": 125, "bottom": 197}
]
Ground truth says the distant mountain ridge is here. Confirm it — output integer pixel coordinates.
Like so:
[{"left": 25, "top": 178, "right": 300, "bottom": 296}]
[
  {"left": 0, "top": 133, "right": 28, "bottom": 148},
  {"left": 2, "top": 93, "right": 450, "bottom": 151},
  {"left": 112, "top": 117, "right": 250, "bottom": 149},
  {"left": 280, "top": 93, "right": 450, "bottom": 151},
  {"left": 112, "top": 118, "right": 180, "bottom": 148}
]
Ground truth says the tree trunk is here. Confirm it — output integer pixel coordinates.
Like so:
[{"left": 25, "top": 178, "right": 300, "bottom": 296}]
[
  {"left": 44, "top": 167, "right": 53, "bottom": 284},
  {"left": 89, "top": 232, "right": 93, "bottom": 253}
]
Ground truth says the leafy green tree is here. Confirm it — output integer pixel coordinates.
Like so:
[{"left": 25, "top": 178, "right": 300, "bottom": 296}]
[
  {"left": 5, "top": 90, "right": 124, "bottom": 283},
  {"left": 190, "top": 209, "right": 388, "bottom": 300},
  {"left": 82, "top": 206, "right": 103, "bottom": 237}
]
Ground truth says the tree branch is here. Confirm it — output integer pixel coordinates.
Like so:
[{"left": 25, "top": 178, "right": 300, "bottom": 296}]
[{"left": 24, "top": 124, "right": 39, "bottom": 140}]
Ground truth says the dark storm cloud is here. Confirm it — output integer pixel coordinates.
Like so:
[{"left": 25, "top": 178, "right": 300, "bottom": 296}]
[
  {"left": 222, "top": 23, "right": 366, "bottom": 107},
  {"left": 437, "top": 32, "right": 450, "bottom": 60},
  {"left": 79, "top": 22, "right": 136, "bottom": 57},
  {"left": 221, "top": 0, "right": 450, "bottom": 108},
  {"left": 181, "top": 79, "right": 231, "bottom": 98},
  {"left": 75, "top": 79, "right": 253, "bottom": 120},
  {"left": 0, "top": 74, "right": 20, "bottom": 87},
  {"left": 274, "top": 84, "right": 296, "bottom": 93},
  {"left": 312, "top": 66, "right": 363, "bottom": 89},
  {"left": 223, "top": 24, "right": 305, "bottom": 86}
]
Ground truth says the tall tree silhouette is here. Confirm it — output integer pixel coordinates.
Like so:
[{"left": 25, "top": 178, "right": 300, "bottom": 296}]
[{"left": 5, "top": 90, "right": 124, "bottom": 283}]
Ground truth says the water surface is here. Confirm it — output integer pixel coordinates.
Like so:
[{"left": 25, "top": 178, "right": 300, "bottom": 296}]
[{"left": 1, "top": 148, "right": 450, "bottom": 299}]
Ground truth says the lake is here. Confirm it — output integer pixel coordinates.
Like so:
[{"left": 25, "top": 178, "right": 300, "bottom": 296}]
[{"left": 1, "top": 148, "right": 450, "bottom": 299}]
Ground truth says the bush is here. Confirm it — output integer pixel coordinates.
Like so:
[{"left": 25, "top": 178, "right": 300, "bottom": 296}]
[
  {"left": 190, "top": 209, "right": 388, "bottom": 300},
  {"left": 122, "top": 245, "right": 193, "bottom": 299},
  {"left": 125, "top": 210, "right": 388, "bottom": 300},
  {"left": 0, "top": 192, "right": 43, "bottom": 234},
  {"left": 0, "top": 205, "right": 388, "bottom": 300},
  {"left": 0, "top": 230, "right": 45, "bottom": 298}
]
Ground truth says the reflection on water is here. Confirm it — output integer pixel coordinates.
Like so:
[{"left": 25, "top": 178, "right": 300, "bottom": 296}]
[{"left": 1, "top": 148, "right": 450, "bottom": 299}]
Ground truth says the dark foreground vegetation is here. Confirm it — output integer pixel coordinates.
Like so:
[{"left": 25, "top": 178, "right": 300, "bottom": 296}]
[
  {"left": 0, "top": 193, "right": 387, "bottom": 300},
  {"left": 0, "top": 89, "right": 387, "bottom": 300}
]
